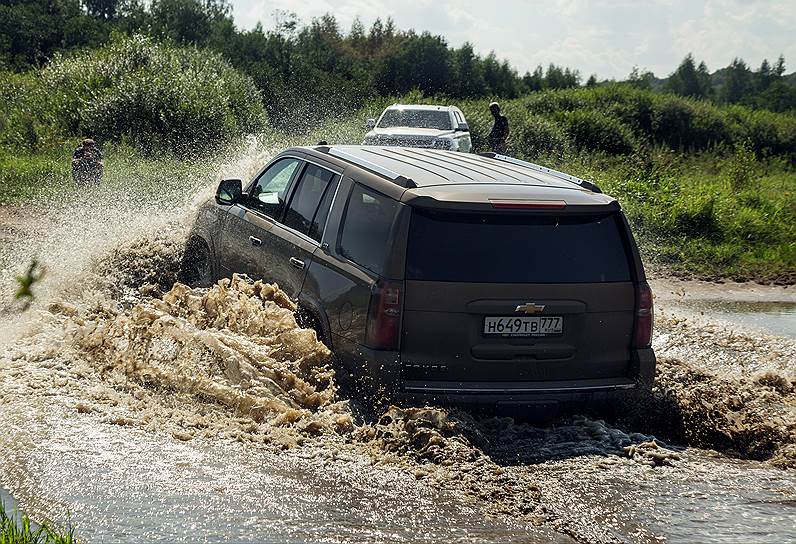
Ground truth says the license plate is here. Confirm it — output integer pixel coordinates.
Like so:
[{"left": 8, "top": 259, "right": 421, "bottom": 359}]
[{"left": 483, "top": 316, "right": 563, "bottom": 336}]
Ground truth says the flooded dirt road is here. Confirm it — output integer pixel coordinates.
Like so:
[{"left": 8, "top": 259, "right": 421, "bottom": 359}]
[{"left": 0, "top": 153, "right": 794, "bottom": 543}]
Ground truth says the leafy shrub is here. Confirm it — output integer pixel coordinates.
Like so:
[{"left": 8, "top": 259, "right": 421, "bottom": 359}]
[
  {"left": 726, "top": 107, "right": 796, "bottom": 160},
  {"left": 509, "top": 113, "right": 570, "bottom": 158},
  {"left": 724, "top": 140, "right": 756, "bottom": 190},
  {"left": 558, "top": 110, "right": 636, "bottom": 154},
  {"left": 650, "top": 96, "right": 696, "bottom": 150},
  {"left": 0, "top": 71, "right": 53, "bottom": 148},
  {"left": 518, "top": 91, "right": 584, "bottom": 115},
  {"left": 39, "top": 35, "right": 267, "bottom": 154}
]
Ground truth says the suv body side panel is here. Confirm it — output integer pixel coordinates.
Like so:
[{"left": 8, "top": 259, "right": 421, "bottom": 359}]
[
  {"left": 217, "top": 206, "right": 275, "bottom": 279},
  {"left": 259, "top": 221, "right": 317, "bottom": 299},
  {"left": 301, "top": 177, "right": 373, "bottom": 349}
]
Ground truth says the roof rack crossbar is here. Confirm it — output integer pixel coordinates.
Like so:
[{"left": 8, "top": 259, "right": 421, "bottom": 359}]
[
  {"left": 324, "top": 147, "right": 417, "bottom": 188},
  {"left": 479, "top": 152, "right": 602, "bottom": 193}
]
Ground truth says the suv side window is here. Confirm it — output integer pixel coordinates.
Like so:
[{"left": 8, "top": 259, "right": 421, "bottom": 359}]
[
  {"left": 338, "top": 184, "right": 399, "bottom": 275},
  {"left": 248, "top": 158, "right": 301, "bottom": 219},
  {"left": 453, "top": 110, "right": 463, "bottom": 124},
  {"left": 284, "top": 163, "right": 338, "bottom": 240},
  {"left": 308, "top": 177, "right": 338, "bottom": 243}
]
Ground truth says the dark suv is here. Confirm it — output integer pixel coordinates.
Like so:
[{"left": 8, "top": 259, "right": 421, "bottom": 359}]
[{"left": 183, "top": 145, "right": 655, "bottom": 408}]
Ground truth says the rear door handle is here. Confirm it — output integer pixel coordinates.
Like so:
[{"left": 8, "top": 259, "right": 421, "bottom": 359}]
[
  {"left": 289, "top": 257, "right": 305, "bottom": 270},
  {"left": 249, "top": 236, "right": 262, "bottom": 246}
]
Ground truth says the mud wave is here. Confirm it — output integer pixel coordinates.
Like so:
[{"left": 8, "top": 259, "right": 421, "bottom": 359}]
[{"left": 640, "top": 357, "right": 795, "bottom": 468}]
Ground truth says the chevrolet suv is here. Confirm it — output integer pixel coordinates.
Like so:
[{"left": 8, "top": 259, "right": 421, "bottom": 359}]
[
  {"left": 363, "top": 104, "right": 472, "bottom": 152},
  {"left": 182, "top": 145, "right": 655, "bottom": 410}
]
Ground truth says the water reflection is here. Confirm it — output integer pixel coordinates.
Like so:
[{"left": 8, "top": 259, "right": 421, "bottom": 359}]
[{"left": 660, "top": 299, "right": 796, "bottom": 339}]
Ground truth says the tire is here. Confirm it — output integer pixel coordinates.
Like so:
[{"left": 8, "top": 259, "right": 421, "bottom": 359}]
[
  {"left": 178, "top": 237, "right": 214, "bottom": 287},
  {"left": 296, "top": 307, "right": 331, "bottom": 349}
]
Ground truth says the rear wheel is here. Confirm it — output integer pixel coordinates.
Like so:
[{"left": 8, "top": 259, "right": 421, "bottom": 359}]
[{"left": 178, "top": 237, "right": 214, "bottom": 287}]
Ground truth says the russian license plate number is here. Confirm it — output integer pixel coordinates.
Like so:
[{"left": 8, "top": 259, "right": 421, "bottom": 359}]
[{"left": 483, "top": 316, "right": 563, "bottom": 336}]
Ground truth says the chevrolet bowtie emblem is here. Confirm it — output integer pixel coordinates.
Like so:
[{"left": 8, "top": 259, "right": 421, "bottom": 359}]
[{"left": 515, "top": 303, "right": 545, "bottom": 314}]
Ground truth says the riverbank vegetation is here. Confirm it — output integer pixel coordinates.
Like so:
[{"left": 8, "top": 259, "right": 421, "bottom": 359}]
[{"left": 0, "top": 500, "right": 77, "bottom": 544}]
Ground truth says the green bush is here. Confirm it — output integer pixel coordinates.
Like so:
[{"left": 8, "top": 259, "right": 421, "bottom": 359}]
[
  {"left": 726, "top": 107, "right": 796, "bottom": 159},
  {"left": 0, "top": 71, "right": 55, "bottom": 148},
  {"left": 724, "top": 140, "right": 756, "bottom": 190},
  {"left": 509, "top": 113, "right": 570, "bottom": 158},
  {"left": 558, "top": 109, "right": 636, "bottom": 154},
  {"left": 39, "top": 35, "right": 267, "bottom": 154}
]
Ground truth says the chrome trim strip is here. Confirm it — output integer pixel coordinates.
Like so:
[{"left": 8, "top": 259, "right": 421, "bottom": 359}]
[
  {"left": 492, "top": 154, "right": 589, "bottom": 186},
  {"left": 327, "top": 148, "right": 403, "bottom": 180},
  {"left": 402, "top": 383, "right": 637, "bottom": 394}
]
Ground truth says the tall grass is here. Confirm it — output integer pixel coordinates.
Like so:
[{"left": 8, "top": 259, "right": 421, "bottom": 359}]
[{"left": 0, "top": 500, "right": 77, "bottom": 544}]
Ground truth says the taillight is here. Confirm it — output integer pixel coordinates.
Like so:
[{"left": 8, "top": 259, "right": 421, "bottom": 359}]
[
  {"left": 366, "top": 280, "right": 403, "bottom": 350},
  {"left": 633, "top": 282, "right": 654, "bottom": 348},
  {"left": 489, "top": 199, "right": 567, "bottom": 209}
]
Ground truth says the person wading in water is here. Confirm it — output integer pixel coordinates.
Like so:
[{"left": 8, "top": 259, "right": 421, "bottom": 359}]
[
  {"left": 487, "top": 102, "right": 510, "bottom": 154},
  {"left": 72, "top": 138, "right": 104, "bottom": 186}
]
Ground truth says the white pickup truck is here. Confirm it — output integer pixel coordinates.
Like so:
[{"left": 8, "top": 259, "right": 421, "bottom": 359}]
[{"left": 362, "top": 104, "right": 472, "bottom": 152}]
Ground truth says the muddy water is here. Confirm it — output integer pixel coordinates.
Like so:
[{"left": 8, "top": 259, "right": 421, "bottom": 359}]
[
  {"left": 652, "top": 277, "right": 796, "bottom": 339},
  {"left": 1, "top": 148, "right": 795, "bottom": 543}
]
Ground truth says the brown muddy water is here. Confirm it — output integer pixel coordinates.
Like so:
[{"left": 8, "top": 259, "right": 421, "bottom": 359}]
[{"left": 0, "top": 150, "right": 794, "bottom": 543}]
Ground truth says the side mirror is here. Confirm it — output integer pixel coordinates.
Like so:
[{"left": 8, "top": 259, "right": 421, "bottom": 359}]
[
  {"left": 216, "top": 178, "right": 242, "bottom": 205},
  {"left": 456, "top": 123, "right": 470, "bottom": 132},
  {"left": 366, "top": 118, "right": 376, "bottom": 129}
]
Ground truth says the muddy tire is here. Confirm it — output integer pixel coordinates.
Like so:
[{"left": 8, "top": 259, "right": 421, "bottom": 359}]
[{"left": 178, "top": 237, "right": 214, "bottom": 287}]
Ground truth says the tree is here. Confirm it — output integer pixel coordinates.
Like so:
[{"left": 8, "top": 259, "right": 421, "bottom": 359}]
[
  {"left": 451, "top": 43, "right": 486, "bottom": 97},
  {"left": 522, "top": 65, "right": 544, "bottom": 92},
  {"left": 627, "top": 66, "right": 656, "bottom": 90},
  {"left": 586, "top": 74, "right": 597, "bottom": 87},
  {"left": 545, "top": 63, "right": 579, "bottom": 89},
  {"left": 721, "top": 58, "right": 752, "bottom": 103},
  {"left": 667, "top": 54, "right": 710, "bottom": 98},
  {"left": 756, "top": 58, "right": 774, "bottom": 91},
  {"left": 349, "top": 17, "right": 365, "bottom": 50},
  {"left": 83, "top": 0, "right": 123, "bottom": 19},
  {"left": 773, "top": 55, "right": 786, "bottom": 77},
  {"left": 149, "top": 0, "right": 231, "bottom": 45},
  {"left": 0, "top": 0, "right": 109, "bottom": 69}
]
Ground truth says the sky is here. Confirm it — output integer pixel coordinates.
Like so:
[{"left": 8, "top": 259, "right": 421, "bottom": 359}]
[{"left": 227, "top": 0, "right": 796, "bottom": 80}]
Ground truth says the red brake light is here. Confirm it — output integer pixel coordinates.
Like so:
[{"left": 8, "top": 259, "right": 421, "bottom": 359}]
[
  {"left": 633, "top": 282, "right": 654, "bottom": 348},
  {"left": 366, "top": 280, "right": 402, "bottom": 350},
  {"left": 489, "top": 199, "right": 567, "bottom": 209}
]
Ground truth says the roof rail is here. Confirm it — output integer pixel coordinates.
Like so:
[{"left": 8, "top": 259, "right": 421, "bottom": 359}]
[
  {"left": 478, "top": 152, "right": 602, "bottom": 193},
  {"left": 320, "top": 147, "right": 417, "bottom": 189}
]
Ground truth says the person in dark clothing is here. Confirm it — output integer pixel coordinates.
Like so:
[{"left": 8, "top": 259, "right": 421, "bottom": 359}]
[
  {"left": 487, "top": 102, "right": 509, "bottom": 153},
  {"left": 72, "top": 138, "right": 104, "bottom": 185}
]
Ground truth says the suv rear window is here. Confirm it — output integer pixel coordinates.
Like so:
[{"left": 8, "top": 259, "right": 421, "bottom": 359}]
[
  {"left": 407, "top": 211, "right": 632, "bottom": 283},
  {"left": 339, "top": 184, "right": 399, "bottom": 275}
]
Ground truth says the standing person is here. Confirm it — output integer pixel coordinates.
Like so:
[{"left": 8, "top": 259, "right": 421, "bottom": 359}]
[
  {"left": 487, "top": 102, "right": 509, "bottom": 154},
  {"left": 72, "top": 138, "right": 104, "bottom": 186}
]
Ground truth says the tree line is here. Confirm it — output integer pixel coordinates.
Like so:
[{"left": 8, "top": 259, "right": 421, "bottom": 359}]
[{"left": 1, "top": 0, "right": 794, "bottom": 127}]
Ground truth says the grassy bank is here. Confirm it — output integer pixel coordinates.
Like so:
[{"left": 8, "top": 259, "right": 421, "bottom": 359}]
[
  {"left": 559, "top": 150, "right": 796, "bottom": 284},
  {"left": 0, "top": 140, "right": 218, "bottom": 207},
  {"left": 0, "top": 500, "right": 77, "bottom": 544}
]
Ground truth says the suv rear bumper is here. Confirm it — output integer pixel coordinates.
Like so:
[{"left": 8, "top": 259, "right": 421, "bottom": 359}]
[{"left": 341, "top": 343, "right": 656, "bottom": 406}]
